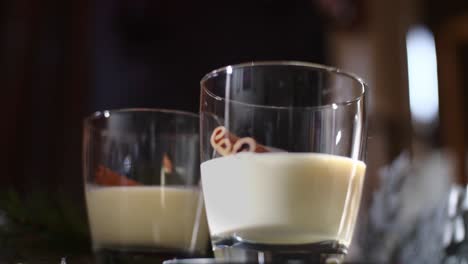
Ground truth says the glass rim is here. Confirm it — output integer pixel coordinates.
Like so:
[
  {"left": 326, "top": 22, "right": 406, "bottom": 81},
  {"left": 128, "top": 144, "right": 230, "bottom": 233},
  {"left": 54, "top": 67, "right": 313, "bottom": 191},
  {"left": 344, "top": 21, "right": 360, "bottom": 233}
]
[
  {"left": 200, "top": 60, "right": 368, "bottom": 110},
  {"left": 83, "top": 108, "right": 199, "bottom": 127}
]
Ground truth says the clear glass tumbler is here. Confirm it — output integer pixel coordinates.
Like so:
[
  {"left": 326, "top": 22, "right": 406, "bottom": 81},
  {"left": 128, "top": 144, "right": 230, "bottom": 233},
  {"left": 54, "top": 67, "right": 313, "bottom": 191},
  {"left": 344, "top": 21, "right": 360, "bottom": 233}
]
[
  {"left": 83, "top": 109, "right": 209, "bottom": 263},
  {"left": 199, "top": 61, "right": 368, "bottom": 263}
]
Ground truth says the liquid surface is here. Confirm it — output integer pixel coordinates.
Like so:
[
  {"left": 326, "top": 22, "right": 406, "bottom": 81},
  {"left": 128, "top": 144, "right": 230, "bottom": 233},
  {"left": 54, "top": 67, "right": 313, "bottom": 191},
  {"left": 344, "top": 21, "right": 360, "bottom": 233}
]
[
  {"left": 201, "top": 153, "right": 366, "bottom": 246},
  {"left": 85, "top": 186, "right": 209, "bottom": 253}
]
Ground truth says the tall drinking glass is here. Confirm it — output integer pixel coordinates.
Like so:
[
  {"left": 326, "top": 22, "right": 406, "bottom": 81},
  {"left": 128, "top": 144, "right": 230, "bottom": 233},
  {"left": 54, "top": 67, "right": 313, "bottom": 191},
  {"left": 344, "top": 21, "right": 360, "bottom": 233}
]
[
  {"left": 83, "top": 109, "right": 209, "bottom": 263},
  {"left": 200, "top": 62, "right": 367, "bottom": 263}
]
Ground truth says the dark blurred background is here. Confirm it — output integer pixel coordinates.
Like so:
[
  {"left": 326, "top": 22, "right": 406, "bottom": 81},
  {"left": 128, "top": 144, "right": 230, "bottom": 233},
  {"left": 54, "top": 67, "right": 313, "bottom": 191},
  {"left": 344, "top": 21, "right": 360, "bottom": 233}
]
[{"left": 0, "top": 0, "right": 467, "bottom": 261}]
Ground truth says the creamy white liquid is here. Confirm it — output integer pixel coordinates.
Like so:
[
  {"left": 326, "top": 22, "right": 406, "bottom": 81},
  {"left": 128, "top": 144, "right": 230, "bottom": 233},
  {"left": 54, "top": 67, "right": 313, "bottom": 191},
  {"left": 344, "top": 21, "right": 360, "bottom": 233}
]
[
  {"left": 85, "top": 186, "right": 209, "bottom": 253},
  {"left": 201, "top": 153, "right": 366, "bottom": 247}
]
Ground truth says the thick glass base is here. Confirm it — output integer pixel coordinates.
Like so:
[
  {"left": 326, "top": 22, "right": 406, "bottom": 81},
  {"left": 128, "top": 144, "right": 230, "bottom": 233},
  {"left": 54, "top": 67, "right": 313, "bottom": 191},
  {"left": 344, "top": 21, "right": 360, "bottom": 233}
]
[
  {"left": 212, "top": 237, "right": 347, "bottom": 264},
  {"left": 93, "top": 247, "right": 206, "bottom": 264}
]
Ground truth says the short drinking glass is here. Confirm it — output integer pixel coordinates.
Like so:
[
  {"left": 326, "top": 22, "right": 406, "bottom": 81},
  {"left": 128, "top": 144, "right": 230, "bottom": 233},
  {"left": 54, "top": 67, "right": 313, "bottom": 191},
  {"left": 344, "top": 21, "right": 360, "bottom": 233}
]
[
  {"left": 200, "top": 62, "right": 367, "bottom": 263},
  {"left": 83, "top": 109, "right": 209, "bottom": 263}
]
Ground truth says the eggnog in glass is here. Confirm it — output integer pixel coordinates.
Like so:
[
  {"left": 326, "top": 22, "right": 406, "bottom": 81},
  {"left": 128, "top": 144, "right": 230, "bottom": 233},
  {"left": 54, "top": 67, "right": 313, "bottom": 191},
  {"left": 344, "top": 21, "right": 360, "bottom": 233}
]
[
  {"left": 83, "top": 109, "right": 209, "bottom": 263},
  {"left": 200, "top": 62, "right": 368, "bottom": 263}
]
